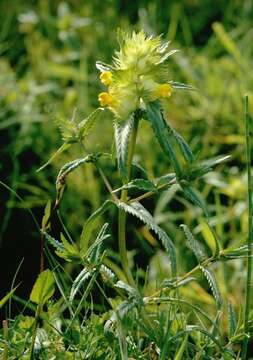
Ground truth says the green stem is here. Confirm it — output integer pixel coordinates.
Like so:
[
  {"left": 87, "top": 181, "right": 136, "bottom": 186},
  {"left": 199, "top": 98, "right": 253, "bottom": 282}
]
[
  {"left": 242, "top": 95, "right": 252, "bottom": 359},
  {"left": 29, "top": 305, "right": 41, "bottom": 360},
  {"left": 118, "top": 116, "right": 139, "bottom": 287}
]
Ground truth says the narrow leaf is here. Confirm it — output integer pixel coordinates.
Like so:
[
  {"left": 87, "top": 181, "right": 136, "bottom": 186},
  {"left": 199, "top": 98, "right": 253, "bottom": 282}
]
[
  {"left": 80, "top": 200, "right": 115, "bottom": 252},
  {"left": 114, "top": 116, "right": 134, "bottom": 181},
  {"left": 118, "top": 201, "right": 177, "bottom": 276},
  {"left": 228, "top": 302, "right": 237, "bottom": 338},
  {"left": 121, "top": 178, "right": 156, "bottom": 192},
  {"left": 174, "top": 334, "right": 188, "bottom": 360},
  {"left": 181, "top": 184, "right": 209, "bottom": 218},
  {"left": 146, "top": 101, "right": 182, "bottom": 175},
  {"left": 200, "top": 266, "right": 222, "bottom": 309},
  {"left": 78, "top": 108, "right": 104, "bottom": 139},
  {"left": 180, "top": 224, "right": 207, "bottom": 263},
  {"left": 69, "top": 267, "right": 92, "bottom": 303},
  {"left": 37, "top": 142, "right": 71, "bottom": 172},
  {"left": 0, "top": 285, "right": 19, "bottom": 309}
]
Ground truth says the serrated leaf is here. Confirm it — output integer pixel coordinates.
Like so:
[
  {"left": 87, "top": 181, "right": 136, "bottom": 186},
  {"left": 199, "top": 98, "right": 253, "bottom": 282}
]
[
  {"left": 114, "top": 280, "right": 138, "bottom": 297},
  {"left": 37, "top": 142, "right": 72, "bottom": 172},
  {"left": 200, "top": 266, "right": 222, "bottom": 309},
  {"left": 69, "top": 267, "right": 92, "bottom": 303},
  {"left": 78, "top": 108, "right": 104, "bottom": 139},
  {"left": 146, "top": 101, "right": 182, "bottom": 175},
  {"left": 155, "top": 172, "right": 176, "bottom": 187},
  {"left": 56, "top": 154, "right": 96, "bottom": 204},
  {"left": 88, "top": 223, "right": 110, "bottom": 262},
  {"left": 180, "top": 224, "right": 207, "bottom": 263},
  {"left": 80, "top": 200, "right": 115, "bottom": 253},
  {"left": 55, "top": 113, "right": 77, "bottom": 142},
  {"left": 114, "top": 116, "right": 134, "bottom": 181},
  {"left": 166, "top": 122, "right": 195, "bottom": 164},
  {"left": 30, "top": 269, "right": 55, "bottom": 306},
  {"left": 100, "top": 264, "right": 117, "bottom": 284},
  {"left": 118, "top": 201, "right": 177, "bottom": 277},
  {"left": 44, "top": 232, "right": 64, "bottom": 252},
  {"left": 122, "top": 178, "right": 156, "bottom": 192},
  {"left": 228, "top": 302, "right": 237, "bottom": 338},
  {"left": 181, "top": 184, "right": 209, "bottom": 218}
]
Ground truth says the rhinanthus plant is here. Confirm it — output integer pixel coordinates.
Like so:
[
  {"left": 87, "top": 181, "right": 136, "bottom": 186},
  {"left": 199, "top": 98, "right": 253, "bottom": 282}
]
[
  {"left": 97, "top": 30, "right": 180, "bottom": 120},
  {"left": 2, "top": 30, "right": 252, "bottom": 359}
]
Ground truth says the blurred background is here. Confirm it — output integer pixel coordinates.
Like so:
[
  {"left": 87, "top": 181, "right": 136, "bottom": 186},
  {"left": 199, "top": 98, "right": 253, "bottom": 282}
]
[{"left": 0, "top": 0, "right": 253, "bottom": 320}]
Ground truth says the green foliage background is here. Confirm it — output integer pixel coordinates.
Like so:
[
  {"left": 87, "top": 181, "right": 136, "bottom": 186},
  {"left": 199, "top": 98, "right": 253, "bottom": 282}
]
[{"left": 0, "top": 0, "right": 253, "bottom": 357}]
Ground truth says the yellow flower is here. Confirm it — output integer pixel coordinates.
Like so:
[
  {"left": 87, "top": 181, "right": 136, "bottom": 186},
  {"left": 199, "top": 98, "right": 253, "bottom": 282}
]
[
  {"left": 152, "top": 84, "right": 172, "bottom": 99},
  {"left": 100, "top": 71, "right": 113, "bottom": 86},
  {"left": 98, "top": 92, "right": 117, "bottom": 107}
]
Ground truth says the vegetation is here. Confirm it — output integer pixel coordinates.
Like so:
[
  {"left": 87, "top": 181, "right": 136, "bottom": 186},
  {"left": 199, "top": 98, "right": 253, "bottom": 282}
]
[{"left": 0, "top": 1, "right": 253, "bottom": 359}]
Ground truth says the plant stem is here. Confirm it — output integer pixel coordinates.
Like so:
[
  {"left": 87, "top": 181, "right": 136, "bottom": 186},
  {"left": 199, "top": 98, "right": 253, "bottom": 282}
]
[
  {"left": 2, "top": 320, "right": 8, "bottom": 360},
  {"left": 242, "top": 95, "right": 252, "bottom": 359},
  {"left": 118, "top": 116, "right": 139, "bottom": 287},
  {"left": 29, "top": 304, "right": 41, "bottom": 360}
]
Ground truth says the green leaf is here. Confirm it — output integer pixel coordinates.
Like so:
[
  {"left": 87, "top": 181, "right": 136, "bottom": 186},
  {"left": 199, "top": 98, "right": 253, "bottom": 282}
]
[
  {"left": 100, "top": 264, "right": 117, "bottom": 285},
  {"left": 42, "top": 200, "right": 51, "bottom": 230},
  {"left": 56, "top": 154, "right": 97, "bottom": 204},
  {"left": 89, "top": 223, "right": 110, "bottom": 262},
  {"left": 0, "top": 285, "right": 19, "bottom": 309},
  {"left": 166, "top": 122, "right": 195, "bottom": 164},
  {"left": 201, "top": 155, "right": 231, "bottom": 169},
  {"left": 146, "top": 101, "right": 182, "bottom": 175},
  {"left": 118, "top": 201, "right": 177, "bottom": 277},
  {"left": 155, "top": 172, "right": 176, "bottom": 187},
  {"left": 56, "top": 234, "right": 80, "bottom": 262},
  {"left": 181, "top": 184, "right": 209, "bottom": 218},
  {"left": 228, "top": 302, "right": 237, "bottom": 338},
  {"left": 70, "top": 267, "right": 93, "bottom": 303},
  {"left": 121, "top": 178, "right": 157, "bottom": 192},
  {"left": 114, "top": 280, "right": 138, "bottom": 297},
  {"left": 169, "top": 81, "right": 196, "bottom": 91},
  {"left": 174, "top": 334, "right": 188, "bottom": 360},
  {"left": 37, "top": 142, "right": 72, "bottom": 172},
  {"left": 180, "top": 224, "right": 207, "bottom": 263},
  {"left": 200, "top": 266, "right": 222, "bottom": 309},
  {"left": 44, "top": 232, "right": 64, "bottom": 252},
  {"left": 114, "top": 116, "right": 134, "bottom": 182},
  {"left": 78, "top": 108, "right": 104, "bottom": 139},
  {"left": 80, "top": 200, "right": 115, "bottom": 253},
  {"left": 30, "top": 269, "right": 55, "bottom": 306}
]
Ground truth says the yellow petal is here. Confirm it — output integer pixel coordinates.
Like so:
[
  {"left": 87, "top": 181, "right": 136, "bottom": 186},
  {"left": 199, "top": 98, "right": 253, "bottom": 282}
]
[{"left": 100, "top": 71, "right": 113, "bottom": 86}]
